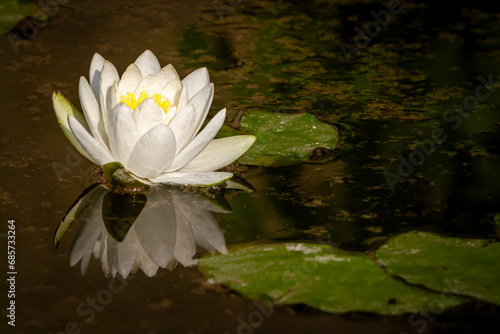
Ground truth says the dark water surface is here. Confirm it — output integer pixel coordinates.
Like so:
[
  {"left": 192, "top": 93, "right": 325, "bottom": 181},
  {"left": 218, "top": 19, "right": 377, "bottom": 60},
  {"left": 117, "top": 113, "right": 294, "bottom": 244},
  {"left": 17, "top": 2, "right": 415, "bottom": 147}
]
[{"left": 1, "top": 0, "right": 499, "bottom": 333}]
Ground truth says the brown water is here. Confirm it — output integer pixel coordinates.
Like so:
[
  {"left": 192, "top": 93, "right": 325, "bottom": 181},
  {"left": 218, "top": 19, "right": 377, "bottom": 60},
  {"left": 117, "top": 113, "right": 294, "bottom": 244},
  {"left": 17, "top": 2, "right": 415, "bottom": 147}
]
[{"left": 1, "top": 0, "right": 499, "bottom": 333}]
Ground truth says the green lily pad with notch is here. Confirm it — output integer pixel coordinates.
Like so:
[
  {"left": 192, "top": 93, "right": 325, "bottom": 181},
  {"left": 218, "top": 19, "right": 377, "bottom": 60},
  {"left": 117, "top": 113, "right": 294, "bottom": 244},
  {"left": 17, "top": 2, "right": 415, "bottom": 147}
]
[
  {"left": 376, "top": 231, "right": 500, "bottom": 306},
  {"left": 199, "top": 243, "right": 468, "bottom": 315},
  {"left": 237, "top": 111, "right": 339, "bottom": 167}
]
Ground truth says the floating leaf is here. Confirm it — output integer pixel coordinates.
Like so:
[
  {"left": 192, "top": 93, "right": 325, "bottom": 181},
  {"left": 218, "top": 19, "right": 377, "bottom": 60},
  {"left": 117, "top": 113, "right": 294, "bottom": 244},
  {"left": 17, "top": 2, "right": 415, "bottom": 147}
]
[
  {"left": 238, "top": 112, "right": 339, "bottom": 166},
  {"left": 199, "top": 243, "right": 468, "bottom": 315},
  {"left": 376, "top": 231, "right": 500, "bottom": 306}
]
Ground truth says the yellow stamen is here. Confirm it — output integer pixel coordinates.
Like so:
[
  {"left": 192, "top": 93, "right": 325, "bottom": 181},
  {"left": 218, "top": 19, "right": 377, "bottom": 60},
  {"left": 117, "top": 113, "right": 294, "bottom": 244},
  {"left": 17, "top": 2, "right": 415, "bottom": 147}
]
[{"left": 120, "top": 90, "right": 170, "bottom": 113}]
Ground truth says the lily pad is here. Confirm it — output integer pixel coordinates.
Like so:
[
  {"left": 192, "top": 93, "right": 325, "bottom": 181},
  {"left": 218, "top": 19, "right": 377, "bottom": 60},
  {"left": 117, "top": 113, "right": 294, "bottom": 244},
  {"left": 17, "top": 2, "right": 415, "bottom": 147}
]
[
  {"left": 199, "top": 243, "right": 468, "bottom": 315},
  {"left": 376, "top": 231, "right": 500, "bottom": 306},
  {"left": 0, "top": 0, "right": 40, "bottom": 34},
  {"left": 237, "top": 111, "right": 339, "bottom": 166}
]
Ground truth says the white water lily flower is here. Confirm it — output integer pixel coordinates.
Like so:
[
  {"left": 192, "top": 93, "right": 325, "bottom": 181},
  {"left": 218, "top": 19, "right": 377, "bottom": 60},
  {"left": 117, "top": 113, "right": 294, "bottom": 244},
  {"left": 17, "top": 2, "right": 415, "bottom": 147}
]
[{"left": 53, "top": 50, "right": 255, "bottom": 186}]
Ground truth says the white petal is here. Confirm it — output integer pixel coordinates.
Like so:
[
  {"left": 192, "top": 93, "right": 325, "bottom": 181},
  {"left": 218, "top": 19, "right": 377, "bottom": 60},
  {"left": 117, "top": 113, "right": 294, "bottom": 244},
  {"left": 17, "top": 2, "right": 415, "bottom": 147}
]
[
  {"left": 68, "top": 115, "right": 115, "bottom": 166},
  {"left": 163, "top": 106, "right": 177, "bottom": 124},
  {"left": 105, "top": 81, "right": 120, "bottom": 134},
  {"left": 181, "top": 67, "right": 210, "bottom": 100},
  {"left": 160, "top": 78, "right": 182, "bottom": 103},
  {"left": 135, "top": 50, "right": 161, "bottom": 77},
  {"left": 177, "top": 85, "right": 188, "bottom": 109},
  {"left": 89, "top": 53, "right": 105, "bottom": 103},
  {"left": 132, "top": 98, "right": 164, "bottom": 137},
  {"left": 156, "top": 64, "right": 180, "bottom": 87},
  {"left": 165, "top": 108, "right": 226, "bottom": 172},
  {"left": 119, "top": 63, "right": 143, "bottom": 95},
  {"left": 151, "top": 171, "right": 233, "bottom": 186},
  {"left": 189, "top": 83, "right": 214, "bottom": 139},
  {"left": 180, "top": 135, "right": 256, "bottom": 172},
  {"left": 168, "top": 104, "right": 196, "bottom": 154},
  {"left": 107, "top": 103, "right": 140, "bottom": 167},
  {"left": 99, "top": 62, "right": 120, "bottom": 132},
  {"left": 99, "top": 61, "right": 120, "bottom": 111},
  {"left": 79, "top": 77, "right": 109, "bottom": 148},
  {"left": 134, "top": 75, "right": 163, "bottom": 96},
  {"left": 128, "top": 124, "right": 177, "bottom": 178}
]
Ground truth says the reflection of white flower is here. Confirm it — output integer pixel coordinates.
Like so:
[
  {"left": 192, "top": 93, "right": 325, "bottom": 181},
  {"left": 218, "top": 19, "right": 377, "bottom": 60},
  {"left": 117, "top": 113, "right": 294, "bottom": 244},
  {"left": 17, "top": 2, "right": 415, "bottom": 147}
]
[
  {"left": 68, "top": 185, "right": 228, "bottom": 278},
  {"left": 53, "top": 50, "right": 255, "bottom": 186}
]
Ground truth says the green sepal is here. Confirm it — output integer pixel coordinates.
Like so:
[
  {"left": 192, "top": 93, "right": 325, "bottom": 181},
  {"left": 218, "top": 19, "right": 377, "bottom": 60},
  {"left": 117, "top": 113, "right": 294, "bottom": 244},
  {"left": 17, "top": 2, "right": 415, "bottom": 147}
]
[
  {"left": 102, "top": 161, "right": 149, "bottom": 188},
  {"left": 52, "top": 91, "right": 94, "bottom": 163}
]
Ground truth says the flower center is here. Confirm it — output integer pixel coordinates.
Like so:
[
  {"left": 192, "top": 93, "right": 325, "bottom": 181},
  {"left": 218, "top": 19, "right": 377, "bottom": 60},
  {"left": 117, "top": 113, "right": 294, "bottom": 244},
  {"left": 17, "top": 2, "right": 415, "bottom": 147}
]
[{"left": 120, "top": 90, "right": 170, "bottom": 113}]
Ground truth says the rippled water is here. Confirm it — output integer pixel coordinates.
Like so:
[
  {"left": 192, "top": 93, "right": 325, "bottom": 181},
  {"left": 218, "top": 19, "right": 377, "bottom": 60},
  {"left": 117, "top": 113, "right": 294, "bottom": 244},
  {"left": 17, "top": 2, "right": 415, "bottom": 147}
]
[{"left": 1, "top": 0, "right": 499, "bottom": 333}]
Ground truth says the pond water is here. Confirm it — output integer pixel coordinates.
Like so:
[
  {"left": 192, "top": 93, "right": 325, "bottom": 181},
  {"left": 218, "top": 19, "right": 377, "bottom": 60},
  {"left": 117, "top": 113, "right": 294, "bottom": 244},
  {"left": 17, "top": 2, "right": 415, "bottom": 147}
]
[{"left": 1, "top": 0, "right": 499, "bottom": 333}]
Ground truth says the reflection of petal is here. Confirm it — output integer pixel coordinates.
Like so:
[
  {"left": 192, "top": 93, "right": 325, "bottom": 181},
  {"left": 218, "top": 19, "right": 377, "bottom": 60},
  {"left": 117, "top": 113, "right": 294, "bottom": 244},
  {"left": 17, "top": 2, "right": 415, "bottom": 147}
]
[
  {"left": 174, "top": 195, "right": 227, "bottom": 255},
  {"left": 136, "top": 245, "right": 160, "bottom": 277},
  {"left": 69, "top": 188, "right": 107, "bottom": 268},
  {"left": 65, "top": 181, "right": 236, "bottom": 278},
  {"left": 173, "top": 204, "right": 197, "bottom": 267},
  {"left": 134, "top": 189, "right": 176, "bottom": 268},
  {"left": 80, "top": 246, "right": 93, "bottom": 276},
  {"left": 107, "top": 228, "right": 139, "bottom": 279},
  {"left": 176, "top": 189, "right": 232, "bottom": 214},
  {"left": 100, "top": 234, "right": 111, "bottom": 277},
  {"left": 92, "top": 238, "right": 100, "bottom": 258}
]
